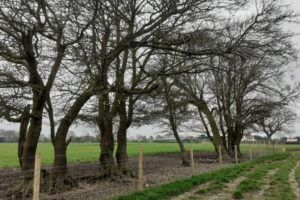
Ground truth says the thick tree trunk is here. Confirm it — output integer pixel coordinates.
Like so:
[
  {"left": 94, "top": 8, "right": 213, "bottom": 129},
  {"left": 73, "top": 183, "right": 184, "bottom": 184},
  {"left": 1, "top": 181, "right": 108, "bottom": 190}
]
[
  {"left": 115, "top": 99, "right": 130, "bottom": 174},
  {"left": 227, "top": 131, "right": 243, "bottom": 158},
  {"left": 198, "top": 110, "right": 218, "bottom": 153},
  {"left": 99, "top": 119, "right": 116, "bottom": 177},
  {"left": 197, "top": 103, "right": 228, "bottom": 158},
  {"left": 18, "top": 106, "right": 30, "bottom": 168},
  {"left": 49, "top": 91, "right": 92, "bottom": 192},
  {"left": 116, "top": 122, "right": 129, "bottom": 174},
  {"left": 46, "top": 140, "right": 77, "bottom": 193},
  {"left": 267, "top": 134, "right": 272, "bottom": 144},
  {"left": 21, "top": 92, "right": 46, "bottom": 177}
]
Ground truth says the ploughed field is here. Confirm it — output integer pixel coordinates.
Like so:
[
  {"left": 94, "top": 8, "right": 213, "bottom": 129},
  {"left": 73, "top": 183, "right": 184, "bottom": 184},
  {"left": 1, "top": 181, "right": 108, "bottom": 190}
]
[
  {"left": 118, "top": 151, "right": 300, "bottom": 200},
  {"left": 0, "top": 142, "right": 287, "bottom": 168}
]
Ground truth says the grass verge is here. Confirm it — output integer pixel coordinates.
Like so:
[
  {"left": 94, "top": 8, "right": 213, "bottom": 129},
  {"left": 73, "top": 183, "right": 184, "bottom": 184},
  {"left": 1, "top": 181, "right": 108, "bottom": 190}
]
[
  {"left": 116, "top": 153, "right": 289, "bottom": 200},
  {"left": 232, "top": 158, "right": 282, "bottom": 199},
  {"left": 263, "top": 155, "right": 297, "bottom": 200},
  {"left": 295, "top": 160, "right": 300, "bottom": 186}
]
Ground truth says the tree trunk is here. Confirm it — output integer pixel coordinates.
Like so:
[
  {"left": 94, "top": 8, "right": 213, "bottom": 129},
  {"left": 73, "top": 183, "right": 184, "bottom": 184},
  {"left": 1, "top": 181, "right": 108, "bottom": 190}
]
[
  {"left": 227, "top": 131, "right": 234, "bottom": 157},
  {"left": 196, "top": 102, "right": 229, "bottom": 158},
  {"left": 99, "top": 118, "right": 116, "bottom": 177},
  {"left": 116, "top": 121, "right": 129, "bottom": 174},
  {"left": 18, "top": 106, "right": 30, "bottom": 168},
  {"left": 21, "top": 92, "right": 46, "bottom": 180},
  {"left": 267, "top": 134, "right": 272, "bottom": 144},
  {"left": 49, "top": 91, "right": 92, "bottom": 192},
  {"left": 46, "top": 139, "right": 77, "bottom": 193},
  {"left": 168, "top": 116, "right": 189, "bottom": 166},
  {"left": 198, "top": 110, "right": 218, "bottom": 153},
  {"left": 227, "top": 130, "right": 243, "bottom": 158}
]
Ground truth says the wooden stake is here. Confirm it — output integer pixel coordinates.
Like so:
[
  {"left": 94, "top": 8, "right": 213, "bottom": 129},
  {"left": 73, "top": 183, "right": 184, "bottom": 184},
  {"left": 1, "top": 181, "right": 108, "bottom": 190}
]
[
  {"left": 218, "top": 145, "right": 223, "bottom": 166},
  {"left": 138, "top": 147, "right": 143, "bottom": 191},
  {"left": 33, "top": 153, "right": 42, "bottom": 200},
  {"left": 249, "top": 143, "right": 252, "bottom": 160},
  {"left": 234, "top": 145, "right": 238, "bottom": 164},
  {"left": 190, "top": 147, "right": 194, "bottom": 174},
  {"left": 259, "top": 142, "right": 262, "bottom": 156}
]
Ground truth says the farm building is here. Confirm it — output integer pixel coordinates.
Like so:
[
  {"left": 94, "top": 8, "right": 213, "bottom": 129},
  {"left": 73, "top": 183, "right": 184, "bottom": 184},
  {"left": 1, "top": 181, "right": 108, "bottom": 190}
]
[
  {"left": 285, "top": 138, "right": 300, "bottom": 144},
  {"left": 241, "top": 133, "right": 256, "bottom": 142}
]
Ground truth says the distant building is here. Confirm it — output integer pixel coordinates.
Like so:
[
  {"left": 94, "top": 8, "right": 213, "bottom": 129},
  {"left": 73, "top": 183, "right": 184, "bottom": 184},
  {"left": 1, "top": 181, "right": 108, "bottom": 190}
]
[
  {"left": 285, "top": 138, "right": 299, "bottom": 144},
  {"left": 242, "top": 133, "right": 256, "bottom": 142},
  {"left": 153, "top": 135, "right": 200, "bottom": 143}
]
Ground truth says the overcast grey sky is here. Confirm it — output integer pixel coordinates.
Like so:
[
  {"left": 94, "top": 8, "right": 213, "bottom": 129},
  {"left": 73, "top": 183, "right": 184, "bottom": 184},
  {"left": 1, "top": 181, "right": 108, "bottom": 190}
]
[{"left": 1, "top": 0, "right": 300, "bottom": 138}]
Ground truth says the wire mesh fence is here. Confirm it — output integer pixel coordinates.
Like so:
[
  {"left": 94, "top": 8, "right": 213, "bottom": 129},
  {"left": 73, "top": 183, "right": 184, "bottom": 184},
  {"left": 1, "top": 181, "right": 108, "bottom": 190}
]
[{"left": 0, "top": 142, "right": 285, "bottom": 200}]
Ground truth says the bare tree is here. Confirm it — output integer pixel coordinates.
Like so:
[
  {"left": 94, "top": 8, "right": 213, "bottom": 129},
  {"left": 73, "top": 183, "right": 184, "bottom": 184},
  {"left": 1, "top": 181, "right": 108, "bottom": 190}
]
[
  {"left": 255, "top": 107, "right": 296, "bottom": 143},
  {"left": 0, "top": 0, "right": 98, "bottom": 194}
]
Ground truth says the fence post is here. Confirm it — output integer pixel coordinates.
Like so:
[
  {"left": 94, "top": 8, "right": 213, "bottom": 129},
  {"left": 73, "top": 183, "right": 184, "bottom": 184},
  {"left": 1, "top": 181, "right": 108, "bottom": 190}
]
[
  {"left": 33, "top": 153, "right": 42, "bottom": 200},
  {"left": 234, "top": 145, "right": 238, "bottom": 164},
  {"left": 138, "top": 147, "right": 144, "bottom": 191},
  {"left": 190, "top": 147, "right": 194, "bottom": 174},
  {"left": 259, "top": 142, "right": 262, "bottom": 156},
  {"left": 218, "top": 145, "right": 223, "bottom": 166},
  {"left": 249, "top": 143, "right": 252, "bottom": 160}
]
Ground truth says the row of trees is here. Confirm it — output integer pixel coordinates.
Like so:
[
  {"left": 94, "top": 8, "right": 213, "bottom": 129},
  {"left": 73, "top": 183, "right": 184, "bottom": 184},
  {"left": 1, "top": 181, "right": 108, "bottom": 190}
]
[{"left": 0, "top": 0, "right": 298, "bottom": 195}]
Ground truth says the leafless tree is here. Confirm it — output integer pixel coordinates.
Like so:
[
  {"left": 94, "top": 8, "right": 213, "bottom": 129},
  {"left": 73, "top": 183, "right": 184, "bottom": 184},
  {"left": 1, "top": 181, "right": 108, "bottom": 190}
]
[
  {"left": 0, "top": 0, "right": 98, "bottom": 194},
  {"left": 254, "top": 107, "right": 297, "bottom": 143}
]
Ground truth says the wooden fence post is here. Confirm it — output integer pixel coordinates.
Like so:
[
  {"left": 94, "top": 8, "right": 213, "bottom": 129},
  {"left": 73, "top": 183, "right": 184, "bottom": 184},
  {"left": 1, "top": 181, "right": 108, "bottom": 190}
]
[
  {"left": 138, "top": 147, "right": 144, "bottom": 191},
  {"left": 259, "top": 142, "right": 262, "bottom": 156},
  {"left": 234, "top": 145, "right": 238, "bottom": 164},
  {"left": 33, "top": 153, "right": 42, "bottom": 200},
  {"left": 190, "top": 147, "right": 194, "bottom": 174},
  {"left": 218, "top": 145, "right": 223, "bottom": 166},
  {"left": 249, "top": 143, "right": 252, "bottom": 160}
]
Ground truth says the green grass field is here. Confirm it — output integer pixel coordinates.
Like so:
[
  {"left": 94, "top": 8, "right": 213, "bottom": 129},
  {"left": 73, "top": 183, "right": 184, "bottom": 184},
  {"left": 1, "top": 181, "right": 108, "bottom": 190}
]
[
  {"left": 0, "top": 142, "right": 291, "bottom": 168},
  {"left": 0, "top": 142, "right": 214, "bottom": 168}
]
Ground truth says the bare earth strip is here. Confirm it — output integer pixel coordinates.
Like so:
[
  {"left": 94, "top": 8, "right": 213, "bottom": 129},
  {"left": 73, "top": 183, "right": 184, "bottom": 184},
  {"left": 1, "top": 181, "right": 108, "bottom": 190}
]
[
  {"left": 289, "top": 161, "right": 300, "bottom": 200},
  {"left": 243, "top": 168, "right": 278, "bottom": 200},
  {"left": 171, "top": 176, "right": 246, "bottom": 200},
  {"left": 205, "top": 176, "right": 246, "bottom": 200},
  {"left": 171, "top": 182, "right": 211, "bottom": 200}
]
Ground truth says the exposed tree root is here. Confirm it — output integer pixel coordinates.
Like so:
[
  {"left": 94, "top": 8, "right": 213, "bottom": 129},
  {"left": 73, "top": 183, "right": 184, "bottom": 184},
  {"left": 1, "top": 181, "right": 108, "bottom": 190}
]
[
  {"left": 6, "top": 169, "right": 49, "bottom": 198},
  {"left": 7, "top": 179, "right": 34, "bottom": 199},
  {"left": 45, "top": 174, "right": 78, "bottom": 194}
]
